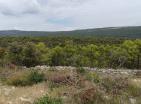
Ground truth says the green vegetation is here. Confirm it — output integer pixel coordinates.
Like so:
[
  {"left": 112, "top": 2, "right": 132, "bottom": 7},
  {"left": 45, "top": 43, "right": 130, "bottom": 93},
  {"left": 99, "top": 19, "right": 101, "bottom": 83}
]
[
  {"left": 86, "top": 72, "right": 101, "bottom": 83},
  {"left": 6, "top": 70, "right": 45, "bottom": 86},
  {"left": 0, "top": 67, "right": 141, "bottom": 104},
  {"left": 0, "top": 29, "right": 141, "bottom": 104},
  {"left": 0, "top": 36, "right": 140, "bottom": 69},
  {"left": 0, "top": 27, "right": 141, "bottom": 104},
  {"left": 76, "top": 67, "right": 87, "bottom": 74},
  {"left": 34, "top": 95, "right": 63, "bottom": 104},
  {"left": 1, "top": 26, "right": 141, "bottom": 38}
]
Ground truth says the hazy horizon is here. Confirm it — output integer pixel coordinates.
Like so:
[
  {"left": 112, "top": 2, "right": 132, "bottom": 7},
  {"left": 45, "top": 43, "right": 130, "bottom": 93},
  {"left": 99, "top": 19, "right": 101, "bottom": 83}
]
[{"left": 1, "top": 25, "right": 141, "bottom": 32}]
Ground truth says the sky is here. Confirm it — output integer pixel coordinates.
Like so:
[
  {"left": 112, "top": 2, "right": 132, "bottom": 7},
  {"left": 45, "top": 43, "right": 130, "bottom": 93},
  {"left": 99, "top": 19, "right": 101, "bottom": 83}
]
[{"left": 0, "top": 0, "right": 141, "bottom": 31}]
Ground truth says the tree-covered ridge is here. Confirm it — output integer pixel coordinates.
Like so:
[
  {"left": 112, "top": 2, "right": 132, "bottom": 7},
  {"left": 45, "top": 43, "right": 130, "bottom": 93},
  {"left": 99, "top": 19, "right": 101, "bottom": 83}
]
[
  {"left": 0, "top": 37, "right": 140, "bottom": 69},
  {"left": 0, "top": 26, "right": 141, "bottom": 38}
]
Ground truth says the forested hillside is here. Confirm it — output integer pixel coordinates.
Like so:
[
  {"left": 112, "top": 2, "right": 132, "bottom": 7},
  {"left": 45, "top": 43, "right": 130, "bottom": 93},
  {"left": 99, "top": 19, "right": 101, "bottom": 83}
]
[{"left": 0, "top": 26, "right": 141, "bottom": 38}]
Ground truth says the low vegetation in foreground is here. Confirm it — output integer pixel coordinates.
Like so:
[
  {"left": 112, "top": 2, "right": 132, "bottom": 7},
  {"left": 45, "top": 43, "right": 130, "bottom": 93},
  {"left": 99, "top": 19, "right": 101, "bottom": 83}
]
[{"left": 0, "top": 67, "right": 141, "bottom": 104}]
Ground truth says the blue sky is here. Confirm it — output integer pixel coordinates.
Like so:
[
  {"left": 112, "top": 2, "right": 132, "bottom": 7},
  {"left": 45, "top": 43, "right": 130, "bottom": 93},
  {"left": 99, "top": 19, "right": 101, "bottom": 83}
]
[{"left": 0, "top": 0, "right": 141, "bottom": 31}]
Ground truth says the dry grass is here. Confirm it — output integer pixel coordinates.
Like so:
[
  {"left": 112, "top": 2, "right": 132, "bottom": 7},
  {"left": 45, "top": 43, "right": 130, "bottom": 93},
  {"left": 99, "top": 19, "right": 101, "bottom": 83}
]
[
  {"left": 0, "top": 67, "right": 141, "bottom": 104},
  {"left": 130, "top": 78, "right": 141, "bottom": 88},
  {"left": 0, "top": 82, "right": 48, "bottom": 104}
]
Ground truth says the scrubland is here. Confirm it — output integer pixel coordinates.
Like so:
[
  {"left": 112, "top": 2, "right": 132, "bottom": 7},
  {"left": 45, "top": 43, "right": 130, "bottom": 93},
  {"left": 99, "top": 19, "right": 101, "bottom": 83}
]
[{"left": 0, "top": 67, "right": 141, "bottom": 104}]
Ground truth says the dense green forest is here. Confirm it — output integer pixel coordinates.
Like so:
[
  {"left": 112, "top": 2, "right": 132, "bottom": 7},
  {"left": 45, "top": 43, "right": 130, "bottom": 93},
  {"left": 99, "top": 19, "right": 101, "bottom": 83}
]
[{"left": 0, "top": 36, "right": 140, "bottom": 69}]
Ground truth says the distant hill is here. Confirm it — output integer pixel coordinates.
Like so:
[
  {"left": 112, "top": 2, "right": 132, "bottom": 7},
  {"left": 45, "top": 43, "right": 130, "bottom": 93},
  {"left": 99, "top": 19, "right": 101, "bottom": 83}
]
[{"left": 0, "top": 26, "right": 141, "bottom": 38}]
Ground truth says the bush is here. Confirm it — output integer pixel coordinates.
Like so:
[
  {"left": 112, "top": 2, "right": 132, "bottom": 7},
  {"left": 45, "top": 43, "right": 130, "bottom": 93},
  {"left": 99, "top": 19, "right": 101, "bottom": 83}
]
[
  {"left": 86, "top": 72, "right": 101, "bottom": 83},
  {"left": 34, "top": 95, "right": 63, "bottom": 104},
  {"left": 74, "top": 88, "right": 105, "bottom": 104},
  {"left": 100, "top": 77, "right": 129, "bottom": 96},
  {"left": 27, "top": 70, "right": 45, "bottom": 84},
  {"left": 7, "top": 70, "right": 45, "bottom": 86},
  {"left": 76, "top": 67, "right": 86, "bottom": 74}
]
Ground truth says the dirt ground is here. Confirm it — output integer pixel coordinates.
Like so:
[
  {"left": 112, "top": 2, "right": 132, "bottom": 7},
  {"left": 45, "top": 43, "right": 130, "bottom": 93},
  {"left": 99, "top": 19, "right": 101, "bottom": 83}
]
[{"left": 0, "top": 82, "right": 48, "bottom": 104}]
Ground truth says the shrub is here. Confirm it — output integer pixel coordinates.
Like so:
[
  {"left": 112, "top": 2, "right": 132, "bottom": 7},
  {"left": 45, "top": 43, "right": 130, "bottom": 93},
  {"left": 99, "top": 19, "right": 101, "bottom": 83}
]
[
  {"left": 76, "top": 67, "right": 86, "bottom": 74},
  {"left": 34, "top": 95, "right": 63, "bottom": 104},
  {"left": 74, "top": 88, "right": 105, "bottom": 104},
  {"left": 27, "top": 70, "right": 45, "bottom": 84},
  {"left": 47, "top": 75, "right": 73, "bottom": 90},
  {"left": 7, "top": 70, "right": 45, "bottom": 86},
  {"left": 100, "top": 77, "right": 128, "bottom": 95},
  {"left": 86, "top": 72, "right": 101, "bottom": 83}
]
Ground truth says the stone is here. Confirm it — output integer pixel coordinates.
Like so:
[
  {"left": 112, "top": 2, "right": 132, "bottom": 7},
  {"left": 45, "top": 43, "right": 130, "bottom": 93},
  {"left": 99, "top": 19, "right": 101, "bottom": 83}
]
[{"left": 19, "top": 97, "right": 32, "bottom": 104}]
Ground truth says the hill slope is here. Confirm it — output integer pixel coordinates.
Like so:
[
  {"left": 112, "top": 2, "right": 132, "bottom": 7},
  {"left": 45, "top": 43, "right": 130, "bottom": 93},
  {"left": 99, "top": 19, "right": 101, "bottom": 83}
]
[{"left": 0, "top": 26, "right": 141, "bottom": 38}]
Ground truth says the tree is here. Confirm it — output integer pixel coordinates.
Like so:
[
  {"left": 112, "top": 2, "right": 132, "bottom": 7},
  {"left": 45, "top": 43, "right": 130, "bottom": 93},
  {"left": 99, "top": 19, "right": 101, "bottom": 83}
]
[
  {"left": 35, "top": 42, "right": 49, "bottom": 64},
  {"left": 122, "top": 40, "right": 139, "bottom": 68},
  {"left": 0, "top": 47, "right": 6, "bottom": 66},
  {"left": 21, "top": 42, "right": 42, "bottom": 67},
  {"left": 7, "top": 42, "right": 23, "bottom": 65}
]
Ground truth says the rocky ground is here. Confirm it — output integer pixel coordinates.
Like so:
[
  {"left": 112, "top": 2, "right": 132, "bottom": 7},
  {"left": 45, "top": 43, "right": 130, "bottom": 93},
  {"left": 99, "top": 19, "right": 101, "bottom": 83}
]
[{"left": 0, "top": 66, "right": 141, "bottom": 104}]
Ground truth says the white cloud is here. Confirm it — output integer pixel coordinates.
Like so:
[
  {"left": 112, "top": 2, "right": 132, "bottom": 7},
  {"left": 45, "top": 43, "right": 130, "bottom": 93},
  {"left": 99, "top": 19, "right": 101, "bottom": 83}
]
[{"left": 0, "top": 0, "right": 141, "bottom": 31}]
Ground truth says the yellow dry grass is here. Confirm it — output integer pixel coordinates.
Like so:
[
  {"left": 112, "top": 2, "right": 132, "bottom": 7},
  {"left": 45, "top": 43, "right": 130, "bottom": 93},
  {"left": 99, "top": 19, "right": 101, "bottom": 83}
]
[
  {"left": 131, "top": 78, "right": 141, "bottom": 88},
  {"left": 0, "top": 82, "right": 48, "bottom": 104}
]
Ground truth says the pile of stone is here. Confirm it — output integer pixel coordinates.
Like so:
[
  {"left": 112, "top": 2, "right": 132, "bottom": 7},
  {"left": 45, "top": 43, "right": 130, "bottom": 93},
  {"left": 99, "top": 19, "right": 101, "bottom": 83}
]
[{"left": 24, "top": 65, "right": 141, "bottom": 77}]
